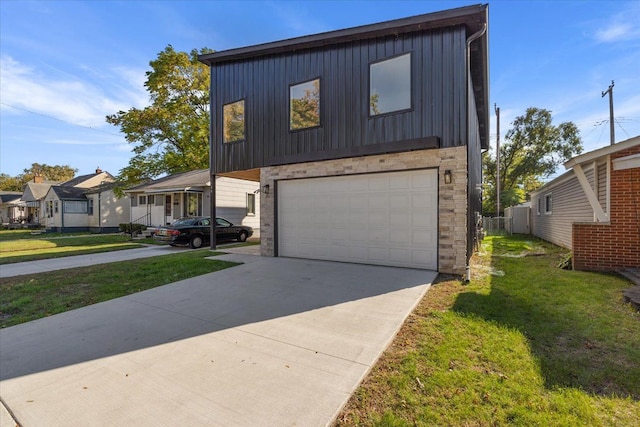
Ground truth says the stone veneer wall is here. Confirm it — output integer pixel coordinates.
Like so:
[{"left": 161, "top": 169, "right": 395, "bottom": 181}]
[{"left": 259, "top": 146, "right": 468, "bottom": 274}]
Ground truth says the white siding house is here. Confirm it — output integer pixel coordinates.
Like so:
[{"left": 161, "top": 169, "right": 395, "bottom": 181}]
[
  {"left": 530, "top": 166, "right": 598, "bottom": 249},
  {"left": 530, "top": 136, "right": 639, "bottom": 271},
  {"left": 126, "top": 169, "right": 260, "bottom": 231}
]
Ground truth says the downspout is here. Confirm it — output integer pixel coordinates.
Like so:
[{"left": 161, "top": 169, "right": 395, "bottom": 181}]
[
  {"left": 465, "top": 23, "right": 487, "bottom": 283},
  {"left": 208, "top": 65, "right": 217, "bottom": 250}
]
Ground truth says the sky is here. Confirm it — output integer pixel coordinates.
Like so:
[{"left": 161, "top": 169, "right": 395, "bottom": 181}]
[{"left": 1, "top": 0, "right": 639, "bottom": 180}]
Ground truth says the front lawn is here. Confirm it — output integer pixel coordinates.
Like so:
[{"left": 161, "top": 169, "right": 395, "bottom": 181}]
[
  {"left": 0, "top": 250, "right": 237, "bottom": 327},
  {"left": 0, "top": 232, "right": 144, "bottom": 264},
  {"left": 336, "top": 235, "right": 640, "bottom": 426}
]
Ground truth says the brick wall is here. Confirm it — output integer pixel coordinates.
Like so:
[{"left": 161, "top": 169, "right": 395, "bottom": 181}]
[
  {"left": 572, "top": 145, "right": 640, "bottom": 271},
  {"left": 260, "top": 146, "right": 469, "bottom": 274}
]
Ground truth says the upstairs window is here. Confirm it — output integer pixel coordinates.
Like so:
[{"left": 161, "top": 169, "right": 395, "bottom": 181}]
[
  {"left": 290, "top": 78, "right": 320, "bottom": 130},
  {"left": 369, "top": 53, "right": 411, "bottom": 116},
  {"left": 223, "top": 100, "right": 245, "bottom": 143}
]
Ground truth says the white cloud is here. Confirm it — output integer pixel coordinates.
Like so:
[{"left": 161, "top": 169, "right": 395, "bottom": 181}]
[
  {"left": 593, "top": 5, "right": 640, "bottom": 43},
  {"left": 0, "top": 55, "right": 148, "bottom": 128}
]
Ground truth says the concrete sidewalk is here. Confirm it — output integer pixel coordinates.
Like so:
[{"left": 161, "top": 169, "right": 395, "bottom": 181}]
[
  {"left": 0, "top": 255, "right": 436, "bottom": 426},
  {"left": 0, "top": 243, "right": 258, "bottom": 278}
]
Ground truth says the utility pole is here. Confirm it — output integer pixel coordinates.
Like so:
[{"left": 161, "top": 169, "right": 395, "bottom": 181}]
[
  {"left": 495, "top": 103, "right": 500, "bottom": 217},
  {"left": 601, "top": 80, "right": 615, "bottom": 145}
]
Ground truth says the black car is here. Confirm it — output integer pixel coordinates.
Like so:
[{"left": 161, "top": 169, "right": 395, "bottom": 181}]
[{"left": 153, "top": 216, "right": 253, "bottom": 249}]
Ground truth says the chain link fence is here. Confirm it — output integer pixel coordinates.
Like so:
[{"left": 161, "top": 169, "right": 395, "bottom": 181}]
[{"left": 482, "top": 216, "right": 513, "bottom": 236}]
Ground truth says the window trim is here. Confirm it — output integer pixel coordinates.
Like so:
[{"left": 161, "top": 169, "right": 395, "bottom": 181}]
[
  {"left": 544, "top": 193, "right": 553, "bottom": 215},
  {"left": 368, "top": 51, "right": 413, "bottom": 118},
  {"left": 536, "top": 197, "right": 541, "bottom": 215},
  {"left": 246, "top": 192, "right": 256, "bottom": 216},
  {"left": 222, "top": 98, "right": 246, "bottom": 144},
  {"left": 64, "top": 200, "right": 88, "bottom": 214},
  {"left": 289, "top": 77, "right": 322, "bottom": 132}
]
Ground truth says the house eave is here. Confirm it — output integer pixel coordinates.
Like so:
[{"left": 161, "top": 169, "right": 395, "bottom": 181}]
[
  {"left": 565, "top": 135, "right": 640, "bottom": 170},
  {"left": 198, "top": 4, "right": 488, "bottom": 66}
]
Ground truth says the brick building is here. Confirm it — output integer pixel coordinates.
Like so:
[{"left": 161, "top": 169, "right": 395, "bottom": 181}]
[{"left": 531, "top": 135, "right": 639, "bottom": 271}]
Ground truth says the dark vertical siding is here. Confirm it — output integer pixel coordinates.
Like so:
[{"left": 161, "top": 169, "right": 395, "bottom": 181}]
[
  {"left": 213, "top": 26, "right": 468, "bottom": 173},
  {"left": 467, "top": 73, "right": 483, "bottom": 261}
]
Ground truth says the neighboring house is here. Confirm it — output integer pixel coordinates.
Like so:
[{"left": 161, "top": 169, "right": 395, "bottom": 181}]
[
  {"left": 38, "top": 169, "right": 130, "bottom": 233},
  {"left": 198, "top": 4, "right": 489, "bottom": 274},
  {"left": 0, "top": 192, "right": 23, "bottom": 224},
  {"left": 125, "top": 169, "right": 260, "bottom": 230},
  {"left": 531, "top": 135, "right": 639, "bottom": 271},
  {"left": 42, "top": 181, "right": 130, "bottom": 233},
  {"left": 19, "top": 169, "right": 115, "bottom": 226},
  {"left": 20, "top": 176, "right": 61, "bottom": 224}
]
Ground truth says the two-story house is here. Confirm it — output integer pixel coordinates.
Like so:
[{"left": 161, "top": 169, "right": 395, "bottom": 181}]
[{"left": 199, "top": 4, "right": 489, "bottom": 274}]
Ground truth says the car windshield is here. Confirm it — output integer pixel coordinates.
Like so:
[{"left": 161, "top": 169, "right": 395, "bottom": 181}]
[{"left": 171, "top": 218, "right": 198, "bottom": 226}]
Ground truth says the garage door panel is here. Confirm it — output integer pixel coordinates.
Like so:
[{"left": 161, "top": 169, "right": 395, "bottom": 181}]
[{"left": 278, "top": 169, "right": 438, "bottom": 270}]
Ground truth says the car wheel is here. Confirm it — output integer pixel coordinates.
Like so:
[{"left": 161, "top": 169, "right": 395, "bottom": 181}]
[
  {"left": 190, "top": 235, "right": 204, "bottom": 249},
  {"left": 238, "top": 231, "right": 248, "bottom": 242}
]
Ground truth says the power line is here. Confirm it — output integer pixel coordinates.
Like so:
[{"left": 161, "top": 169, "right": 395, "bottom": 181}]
[{"left": 1, "top": 102, "right": 123, "bottom": 137}]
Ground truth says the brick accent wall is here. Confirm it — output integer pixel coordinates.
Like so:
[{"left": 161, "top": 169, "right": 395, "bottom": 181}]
[
  {"left": 260, "top": 146, "right": 469, "bottom": 274},
  {"left": 572, "top": 145, "right": 640, "bottom": 271}
]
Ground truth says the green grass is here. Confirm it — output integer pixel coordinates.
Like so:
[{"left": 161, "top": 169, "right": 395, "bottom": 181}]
[
  {"left": 0, "top": 232, "right": 145, "bottom": 264},
  {"left": 336, "top": 235, "right": 640, "bottom": 426},
  {"left": 0, "top": 250, "right": 237, "bottom": 328}
]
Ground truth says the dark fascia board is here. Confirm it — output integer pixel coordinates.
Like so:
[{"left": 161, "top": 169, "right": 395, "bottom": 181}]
[{"left": 199, "top": 4, "right": 488, "bottom": 65}]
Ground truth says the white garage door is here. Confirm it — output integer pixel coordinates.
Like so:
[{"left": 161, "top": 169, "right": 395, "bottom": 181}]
[{"left": 277, "top": 169, "right": 438, "bottom": 270}]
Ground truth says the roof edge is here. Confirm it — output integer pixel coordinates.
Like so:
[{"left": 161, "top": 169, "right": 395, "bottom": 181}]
[
  {"left": 199, "top": 4, "right": 487, "bottom": 65},
  {"left": 565, "top": 135, "right": 640, "bottom": 169}
]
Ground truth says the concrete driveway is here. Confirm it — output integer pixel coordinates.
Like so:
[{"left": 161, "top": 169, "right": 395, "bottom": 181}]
[{"left": 0, "top": 254, "right": 436, "bottom": 426}]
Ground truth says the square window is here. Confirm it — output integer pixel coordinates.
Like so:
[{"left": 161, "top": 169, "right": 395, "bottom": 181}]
[
  {"left": 247, "top": 193, "right": 256, "bottom": 215},
  {"left": 223, "top": 100, "right": 245, "bottom": 143},
  {"left": 370, "top": 53, "right": 411, "bottom": 116},
  {"left": 290, "top": 79, "right": 320, "bottom": 130}
]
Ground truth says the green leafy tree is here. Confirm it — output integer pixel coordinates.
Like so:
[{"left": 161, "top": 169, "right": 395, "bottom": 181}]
[
  {"left": 0, "top": 164, "right": 77, "bottom": 191},
  {"left": 0, "top": 174, "right": 23, "bottom": 191},
  {"left": 483, "top": 107, "right": 582, "bottom": 216},
  {"left": 22, "top": 163, "right": 77, "bottom": 182},
  {"left": 106, "top": 45, "right": 213, "bottom": 188}
]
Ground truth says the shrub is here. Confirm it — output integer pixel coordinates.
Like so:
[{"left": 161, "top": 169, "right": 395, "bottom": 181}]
[{"left": 119, "top": 223, "right": 147, "bottom": 235}]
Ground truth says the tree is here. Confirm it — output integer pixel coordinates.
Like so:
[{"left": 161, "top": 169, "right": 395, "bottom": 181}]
[
  {"left": 0, "top": 163, "right": 77, "bottom": 191},
  {"left": 483, "top": 107, "right": 582, "bottom": 216},
  {"left": 106, "top": 45, "right": 213, "bottom": 188},
  {"left": 21, "top": 163, "right": 77, "bottom": 182}
]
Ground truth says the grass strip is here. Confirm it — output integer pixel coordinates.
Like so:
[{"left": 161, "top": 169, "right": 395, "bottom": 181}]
[
  {"left": 0, "top": 250, "right": 237, "bottom": 328},
  {"left": 0, "top": 234, "right": 145, "bottom": 264},
  {"left": 336, "top": 235, "right": 640, "bottom": 426}
]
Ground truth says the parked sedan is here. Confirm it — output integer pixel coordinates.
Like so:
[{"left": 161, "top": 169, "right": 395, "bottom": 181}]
[{"left": 153, "top": 216, "right": 253, "bottom": 249}]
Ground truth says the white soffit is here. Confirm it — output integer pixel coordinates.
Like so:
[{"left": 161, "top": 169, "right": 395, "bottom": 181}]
[{"left": 613, "top": 153, "right": 640, "bottom": 171}]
